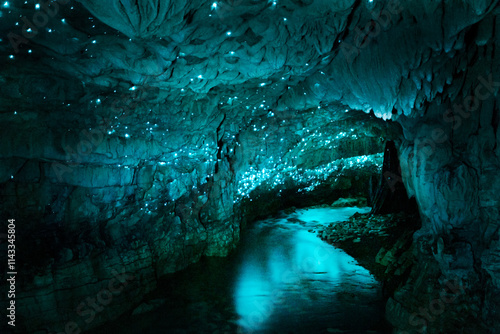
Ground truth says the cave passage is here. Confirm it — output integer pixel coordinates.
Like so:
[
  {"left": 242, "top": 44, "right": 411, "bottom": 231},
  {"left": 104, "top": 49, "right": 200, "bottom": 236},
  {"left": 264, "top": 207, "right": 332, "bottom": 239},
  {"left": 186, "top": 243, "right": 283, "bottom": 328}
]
[
  {"left": 88, "top": 207, "right": 389, "bottom": 334},
  {"left": 1, "top": 0, "right": 499, "bottom": 332}
]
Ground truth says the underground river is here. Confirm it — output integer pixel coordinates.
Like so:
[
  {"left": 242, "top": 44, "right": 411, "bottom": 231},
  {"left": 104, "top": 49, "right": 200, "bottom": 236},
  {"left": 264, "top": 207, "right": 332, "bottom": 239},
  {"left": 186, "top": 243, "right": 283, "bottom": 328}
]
[{"left": 89, "top": 207, "right": 391, "bottom": 333}]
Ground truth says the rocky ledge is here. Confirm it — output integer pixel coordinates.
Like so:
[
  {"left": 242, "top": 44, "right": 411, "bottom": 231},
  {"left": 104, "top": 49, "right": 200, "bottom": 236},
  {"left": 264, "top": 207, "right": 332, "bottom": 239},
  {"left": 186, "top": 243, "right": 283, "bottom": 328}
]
[
  {"left": 317, "top": 208, "right": 420, "bottom": 295},
  {"left": 316, "top": 204, "right": 496, "bottom": 333}
]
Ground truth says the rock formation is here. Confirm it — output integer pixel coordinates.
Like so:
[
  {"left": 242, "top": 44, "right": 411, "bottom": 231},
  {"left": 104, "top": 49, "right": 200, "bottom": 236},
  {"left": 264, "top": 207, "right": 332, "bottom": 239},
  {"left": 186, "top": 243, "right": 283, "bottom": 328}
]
[{"left": 0, "top": 0, "right": 499, "bottom": 332}]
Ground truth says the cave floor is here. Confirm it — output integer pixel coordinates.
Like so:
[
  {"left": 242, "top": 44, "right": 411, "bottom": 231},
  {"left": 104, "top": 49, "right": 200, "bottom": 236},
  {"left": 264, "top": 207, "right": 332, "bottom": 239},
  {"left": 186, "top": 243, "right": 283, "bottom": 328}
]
[{"left": 88, "top": 207, "right": 391, "bottom": 334}]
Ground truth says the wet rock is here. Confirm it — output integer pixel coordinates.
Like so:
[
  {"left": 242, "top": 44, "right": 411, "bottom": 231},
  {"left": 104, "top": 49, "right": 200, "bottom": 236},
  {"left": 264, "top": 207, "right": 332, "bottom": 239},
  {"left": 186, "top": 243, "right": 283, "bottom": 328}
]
[
  {"left": 0, "top": 0, "right": 498, "bottom": 332},
  {"left": 331, "top": 197, "right": 367, "bottom": 207},
  {"left": 318, "top": 211, "right": 421, "bottom": 296}
]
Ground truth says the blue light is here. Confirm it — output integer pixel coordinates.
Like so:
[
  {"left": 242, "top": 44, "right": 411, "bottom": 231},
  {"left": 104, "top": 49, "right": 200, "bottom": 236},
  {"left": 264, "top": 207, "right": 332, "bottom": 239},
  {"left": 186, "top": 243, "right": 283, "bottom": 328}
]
[{"left": 234, "top": 207, "right": 375, "bottom": 333}]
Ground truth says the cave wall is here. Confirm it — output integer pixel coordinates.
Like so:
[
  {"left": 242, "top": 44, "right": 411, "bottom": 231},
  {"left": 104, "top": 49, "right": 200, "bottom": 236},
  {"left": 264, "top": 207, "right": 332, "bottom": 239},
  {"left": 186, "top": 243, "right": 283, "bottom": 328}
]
[
  {"left": 389, "top": 93, "right": 500, "bottom": 333},
  {"left": 0, "top": 95, "right": 387, "bottom": 333}
]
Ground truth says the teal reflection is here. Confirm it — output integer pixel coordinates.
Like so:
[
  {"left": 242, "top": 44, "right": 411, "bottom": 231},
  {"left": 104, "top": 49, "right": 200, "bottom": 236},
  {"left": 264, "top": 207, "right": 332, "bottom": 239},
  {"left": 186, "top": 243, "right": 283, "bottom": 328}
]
[{"left": 234, "top": 207, "right": 376, "bottom": 333}]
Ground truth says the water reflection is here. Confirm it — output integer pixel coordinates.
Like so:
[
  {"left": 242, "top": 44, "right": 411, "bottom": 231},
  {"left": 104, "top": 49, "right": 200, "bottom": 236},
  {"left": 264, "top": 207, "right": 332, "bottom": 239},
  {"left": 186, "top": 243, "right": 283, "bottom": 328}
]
[
  {"left": 234, "top": 207, "right": 382, "bottom": 333},
  {"left": 88, "top": 207, "right": 389, "bottom": 334}
]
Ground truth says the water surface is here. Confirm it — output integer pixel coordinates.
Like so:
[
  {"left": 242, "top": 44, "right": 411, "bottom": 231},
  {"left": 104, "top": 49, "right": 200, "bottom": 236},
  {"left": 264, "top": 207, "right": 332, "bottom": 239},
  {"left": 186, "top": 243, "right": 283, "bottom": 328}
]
[{"left": 90, "top": 207, "right": 390, "bottom": 334}]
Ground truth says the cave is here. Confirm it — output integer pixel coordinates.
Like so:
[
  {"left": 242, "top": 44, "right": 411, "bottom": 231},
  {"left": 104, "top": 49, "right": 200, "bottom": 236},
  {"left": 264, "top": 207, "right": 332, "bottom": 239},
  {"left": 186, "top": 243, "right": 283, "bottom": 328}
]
[{"left": 1, "top": 0, "right": 499, "bottom": 333}]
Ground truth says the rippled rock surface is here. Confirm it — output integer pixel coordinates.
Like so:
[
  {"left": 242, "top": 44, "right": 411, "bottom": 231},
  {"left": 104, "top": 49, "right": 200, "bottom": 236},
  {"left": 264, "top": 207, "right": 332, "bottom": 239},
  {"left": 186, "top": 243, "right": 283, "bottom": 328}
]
[{"left": 0, "top": 0, "right": 499, "bottom": 332}]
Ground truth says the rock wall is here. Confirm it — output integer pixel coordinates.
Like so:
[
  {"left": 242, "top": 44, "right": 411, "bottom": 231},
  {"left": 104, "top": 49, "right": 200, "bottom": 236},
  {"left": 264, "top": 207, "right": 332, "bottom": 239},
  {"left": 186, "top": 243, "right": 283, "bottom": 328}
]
[
  {"left": 0, "top": 95, "right": 387, "bottom": 333},
  {"left": 388, "top": 93, "right": 500, "bottom": 333}
]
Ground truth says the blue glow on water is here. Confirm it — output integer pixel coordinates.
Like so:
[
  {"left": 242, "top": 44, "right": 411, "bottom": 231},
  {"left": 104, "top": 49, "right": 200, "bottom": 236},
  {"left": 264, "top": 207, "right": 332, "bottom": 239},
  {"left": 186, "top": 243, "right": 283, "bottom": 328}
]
[
  {"left": 293, "top": 207, "right": 365, "bottom": 225},
  {"left": 85, "top": 206, "right": 388, "bottom": 334},
  {"left": 234, "top": 207, "right": 377, "bottom": 333}
]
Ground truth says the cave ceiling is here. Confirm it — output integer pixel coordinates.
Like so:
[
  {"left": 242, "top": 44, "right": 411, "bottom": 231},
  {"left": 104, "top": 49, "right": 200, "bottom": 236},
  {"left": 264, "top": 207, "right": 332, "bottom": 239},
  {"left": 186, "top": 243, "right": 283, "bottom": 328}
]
[{"left": 1, "top": 0, "right": 497, "bottom": 120}]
